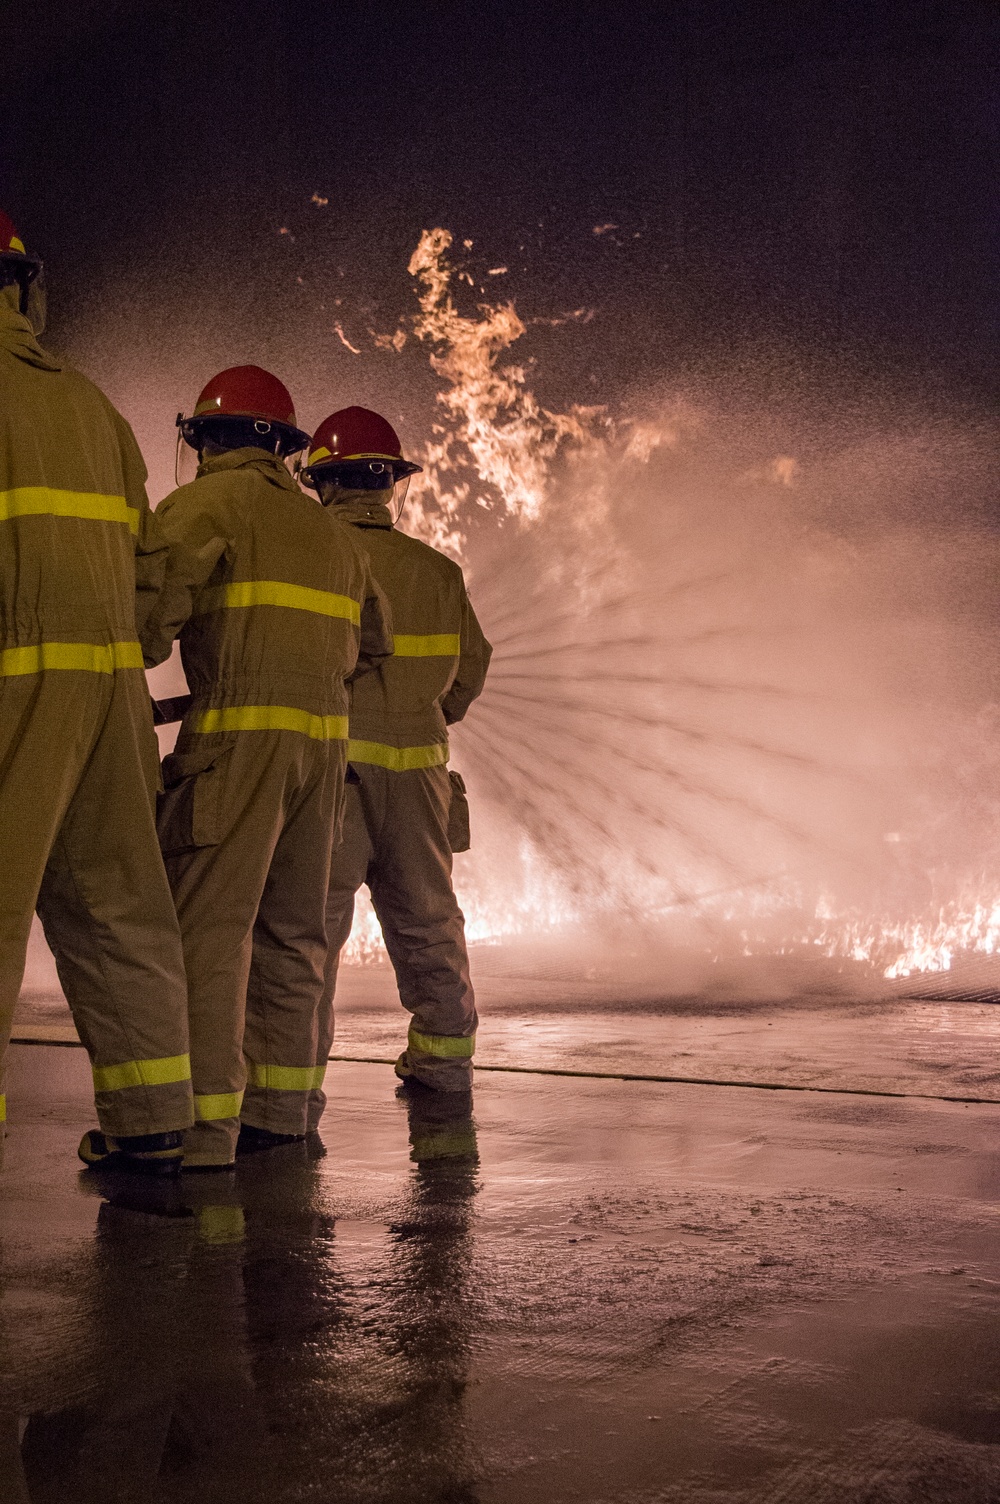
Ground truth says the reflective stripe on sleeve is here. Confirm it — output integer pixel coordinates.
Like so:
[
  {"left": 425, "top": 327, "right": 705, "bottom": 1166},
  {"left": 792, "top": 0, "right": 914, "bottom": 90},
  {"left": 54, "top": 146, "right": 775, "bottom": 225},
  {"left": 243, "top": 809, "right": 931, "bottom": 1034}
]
[
  {"left": 193, "top": 580, "right": 361, "bottom": 626},
  {"left": 392, "top": 633, "right": 461, "bottom": 657},
  {"left": 194, "top": 706, "right": 349, "bottom": 740},
  {"left": 346, "top": 739, "right": 448, "bottom": 772},
  {"left": 246, "top": 1062, "right": 327, "bottom": 1092},
  {"left": 92, "top": 1053, "right": 192, "bottom": 1094},
  {"left": 194, "top": 1091, "right": 244, "bottom": 1121},
  {"left": 0, "top": 488, "right": 140, "bottom": 536},
  {"left": 0, "top": 641, "right": 144, "bottom": 677},
  {"left": 407, "top": 1028, "right": 476, "bottom": 1060}
]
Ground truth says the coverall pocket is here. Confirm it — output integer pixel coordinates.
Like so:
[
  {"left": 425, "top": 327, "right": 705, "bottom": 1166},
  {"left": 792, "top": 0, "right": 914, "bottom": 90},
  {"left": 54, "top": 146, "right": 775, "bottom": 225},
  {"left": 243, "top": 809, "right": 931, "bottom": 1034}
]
[
  {"left": 447, "top": 770, "right": 471, "bottom": 853},
  {"left": 157, "top": 742, "right": 234, "bottom": 853}
]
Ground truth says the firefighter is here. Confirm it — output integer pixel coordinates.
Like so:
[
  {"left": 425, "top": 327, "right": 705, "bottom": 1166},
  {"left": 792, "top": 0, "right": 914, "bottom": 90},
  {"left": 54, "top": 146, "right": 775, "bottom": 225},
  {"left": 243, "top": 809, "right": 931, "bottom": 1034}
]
[
  {"left": 0, "top": 210, "right": 193, "bottom": 1174},
  {"left": 147, "top": 369, "right": 392, "bottom": 1171},
  {"left": 301, "top": 407, "right": 491, "bottom": 1101}
]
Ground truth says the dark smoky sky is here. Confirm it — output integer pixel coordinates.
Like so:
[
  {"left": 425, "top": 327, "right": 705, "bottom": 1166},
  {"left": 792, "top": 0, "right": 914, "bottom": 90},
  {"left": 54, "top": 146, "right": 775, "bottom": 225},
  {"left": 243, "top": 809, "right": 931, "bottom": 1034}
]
[{"left": 1, "top": 0, "right": 997, "bottom": 419}]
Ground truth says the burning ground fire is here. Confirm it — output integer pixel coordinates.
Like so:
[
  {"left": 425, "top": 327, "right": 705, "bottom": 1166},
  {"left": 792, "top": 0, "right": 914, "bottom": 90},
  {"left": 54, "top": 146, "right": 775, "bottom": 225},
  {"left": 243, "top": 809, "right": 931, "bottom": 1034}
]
[{"left": 338, "top": 229, "right": 1000, "bottom": 991}]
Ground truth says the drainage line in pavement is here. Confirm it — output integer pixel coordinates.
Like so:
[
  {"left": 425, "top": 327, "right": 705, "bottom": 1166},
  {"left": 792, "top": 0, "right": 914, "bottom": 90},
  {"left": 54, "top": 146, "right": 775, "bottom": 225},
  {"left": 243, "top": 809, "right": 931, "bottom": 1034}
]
[
  {"left": 328, "top": 1055, "right": 1000, "bottom": 1106},
  {"left": 10, "top": 1034, "right": 1000, "bottom": 1106}
]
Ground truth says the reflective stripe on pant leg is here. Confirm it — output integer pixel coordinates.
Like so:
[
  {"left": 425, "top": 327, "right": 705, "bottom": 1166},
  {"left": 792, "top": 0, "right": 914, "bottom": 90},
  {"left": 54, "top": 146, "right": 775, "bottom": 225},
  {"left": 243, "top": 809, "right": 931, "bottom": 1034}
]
[
  {"left": 407, "top": 1028, "right": 476, "bottom": 1060},
  {"left": 404, "top": 1027, "right": 476, "bottom": 1091},
  {"left": 195, "top": 1090, "right": 244, "bottom": 1121},
  {"left": 0, "top": 1095, "right": 5, "bottom": 1123},
  {"left": 242, "top": 1062, "right": 327, "bottom": 1135},
  {"left": 90, "top": 1055, "right": 194, "bottom": 1139},
  {"left": 91, "top": 1054, "right": 191, "bottom": 1094},
  {"left": 245, "top": 1062, "right": 327, "bottom": 1092}
]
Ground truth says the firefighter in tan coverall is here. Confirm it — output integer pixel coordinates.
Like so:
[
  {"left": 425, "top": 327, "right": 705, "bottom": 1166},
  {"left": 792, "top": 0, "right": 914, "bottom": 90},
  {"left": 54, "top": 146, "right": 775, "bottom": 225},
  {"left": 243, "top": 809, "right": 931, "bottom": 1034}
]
[
  {"left": 147, "top": 369, "right": 392, "bottom": 1170},
  {"left": 301, "top": 407, "right": 491, "bottom": 1100},
  {"left": 0, "top": 211, "right": 193, "bottom": 1175}
]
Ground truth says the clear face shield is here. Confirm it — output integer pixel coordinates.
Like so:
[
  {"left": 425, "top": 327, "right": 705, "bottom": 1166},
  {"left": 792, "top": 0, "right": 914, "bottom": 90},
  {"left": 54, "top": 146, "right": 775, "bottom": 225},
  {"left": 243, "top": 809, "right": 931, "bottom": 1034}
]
[
  {"left": 2, "top": 257, "right": 45, "bottom": 335},
  {"left": 307, "top": 459, "right": 413, "bottom": 521},
  {"left": 174, "top": 416, "right": 304, "bottom": 488},
  {"left": 23, "top": 266, "right": 46, "bottom": 336},
  {"left": 390, "top": 473, "right": 411, "bottom": 523}
]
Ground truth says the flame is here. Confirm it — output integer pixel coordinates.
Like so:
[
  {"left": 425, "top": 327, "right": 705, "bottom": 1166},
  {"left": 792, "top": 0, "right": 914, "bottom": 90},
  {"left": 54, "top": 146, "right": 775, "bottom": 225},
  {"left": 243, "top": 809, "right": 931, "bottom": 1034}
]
[
  {"left": 811, "top": 895, "right": 1000, "bottom": 979},
  {"left": 400, "top": 228, "right": 602, "bottom": 556},
  {"left": 340, "top": 228, "right": 1000, "bottom": 990}
]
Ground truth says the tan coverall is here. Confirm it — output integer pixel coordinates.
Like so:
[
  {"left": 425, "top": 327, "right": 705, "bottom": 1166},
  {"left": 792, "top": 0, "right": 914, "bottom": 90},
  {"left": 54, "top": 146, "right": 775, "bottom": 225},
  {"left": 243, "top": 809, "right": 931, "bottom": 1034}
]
[
  {"left": 316, "top": 495, "right": 491, "bottom": 1103},
  {"left": 0, "top": 301, "right": 193, "bottom": 1146},
  {"left": 152, "top": 451, "right": 392, "bottom": 1166}
]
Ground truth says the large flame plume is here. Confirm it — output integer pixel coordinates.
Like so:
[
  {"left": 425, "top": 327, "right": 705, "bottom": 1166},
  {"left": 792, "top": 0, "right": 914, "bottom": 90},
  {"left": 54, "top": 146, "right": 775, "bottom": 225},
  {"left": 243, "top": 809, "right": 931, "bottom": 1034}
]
[{"left": 333, "top": 228, "right": 1000, "bottom": 991}]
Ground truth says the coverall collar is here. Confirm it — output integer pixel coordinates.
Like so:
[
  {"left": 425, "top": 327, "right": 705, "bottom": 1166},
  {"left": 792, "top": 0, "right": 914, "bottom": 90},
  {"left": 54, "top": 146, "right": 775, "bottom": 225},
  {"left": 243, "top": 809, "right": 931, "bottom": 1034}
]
[
  {"left": 325, "top": 493, "right": 394, "bottom": 529},
  {"left": 195, "top": 447, "right": 302, "bottom": 493},
  {"left": 0, "top": 302, "right": 61, "bottom": 371}
]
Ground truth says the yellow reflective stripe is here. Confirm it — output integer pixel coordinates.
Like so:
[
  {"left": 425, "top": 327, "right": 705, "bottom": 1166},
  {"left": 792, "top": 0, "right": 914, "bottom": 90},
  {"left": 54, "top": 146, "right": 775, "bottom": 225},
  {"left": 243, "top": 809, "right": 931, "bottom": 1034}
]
[
  {"left": 0, "top": 488, "right": 140, "bottom": 536},
  {"left": 410, "top": 1128, "right": 478, "bottom": 1161},
  {"left": 194, "top": 706, "right": 349, "bottom": 740},
  {"left": 0, "top": 640, "right": 144, "bottom": 678},
  {"left": 407, "top": 1028, "right": 476, "bottom": 1060},
  {"left": 0, "top": 1094, "right": 6, "bottom": 1124},
  {"left": 392, "top": 633, "right": 461, "bottom": 657},
  {"left": 92, "top": 1053, "right": 191, "bottom": 1094},
  {"left": 9, "top": 236, "right": 25, "bottom": 254},
  {"left": 195, "top": 579, "right": 361, "bottom": 626},
  {"left": 347, "top": 739, "right": 448, "bottom": 772},
  {"left": 194, "top": 1091, "right": 244, "bottom": 1121},
  {"left": 246, "top": 1061, "right": 327, "bottom": 1092},
  {"left": 197, "top": 1206, "right": 246, "bottom": 1244}
]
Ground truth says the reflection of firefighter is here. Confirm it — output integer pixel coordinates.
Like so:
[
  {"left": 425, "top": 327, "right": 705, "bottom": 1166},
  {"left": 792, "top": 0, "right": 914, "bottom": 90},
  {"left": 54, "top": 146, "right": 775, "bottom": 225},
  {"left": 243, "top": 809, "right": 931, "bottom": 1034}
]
[
  {"left": 10, "top": 1090, "right": 479, "bottom": 1499},
  {"left": 237, "top": 1083, "right": 479, "bottom": 1498},
  {"left": 383, "top": 1086, "right": 480, "bottom": 1497},
  {"left": 301, "top": 409, "right": 492, "bottom": 1098},
  {"left": 149, "top": 369, "right": 393, "bottom": 1169},
  {"left": 19, "top": 1188, "right": 261, "bottom": 1503},
  {"left": 0, "top": 210, "right": 193, "bottom": 1174}
]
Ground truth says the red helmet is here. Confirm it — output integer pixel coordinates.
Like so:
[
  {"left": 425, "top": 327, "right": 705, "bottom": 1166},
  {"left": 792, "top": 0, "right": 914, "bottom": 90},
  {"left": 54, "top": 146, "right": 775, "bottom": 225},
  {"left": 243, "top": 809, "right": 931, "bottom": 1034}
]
[
  {"left": 0, "top": 209, "right": 42, "bottom": 281},
  {"left": 301, "top": 406, "right": 422, "bottom": 489},
  {"left": 176, "top": 365, "right": 311, "bottom": 456}
]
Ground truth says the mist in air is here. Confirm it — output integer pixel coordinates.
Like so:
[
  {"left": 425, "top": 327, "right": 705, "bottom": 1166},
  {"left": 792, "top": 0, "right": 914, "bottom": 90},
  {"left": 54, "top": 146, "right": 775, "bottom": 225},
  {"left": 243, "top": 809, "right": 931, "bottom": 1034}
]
[{"left": 62, "top": 226, "right": 1000, "bottom": 998}]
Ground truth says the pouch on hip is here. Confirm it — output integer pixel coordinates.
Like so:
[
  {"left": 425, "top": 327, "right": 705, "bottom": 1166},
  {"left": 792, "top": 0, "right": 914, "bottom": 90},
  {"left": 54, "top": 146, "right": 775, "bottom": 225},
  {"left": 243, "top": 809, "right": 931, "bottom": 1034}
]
[
  {"left": 157, "top": 741, "right": 235, "bottom": 853},
  {"left": 447, "top": 770, "right": 471, "bottom": 853}
]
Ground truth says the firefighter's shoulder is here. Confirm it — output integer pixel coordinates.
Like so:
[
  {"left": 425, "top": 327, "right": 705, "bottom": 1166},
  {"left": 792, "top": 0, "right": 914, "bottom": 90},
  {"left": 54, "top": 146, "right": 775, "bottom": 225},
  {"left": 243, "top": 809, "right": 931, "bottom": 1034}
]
[{"left": 389, "top": 528, "right": 465, "bottom": 582}]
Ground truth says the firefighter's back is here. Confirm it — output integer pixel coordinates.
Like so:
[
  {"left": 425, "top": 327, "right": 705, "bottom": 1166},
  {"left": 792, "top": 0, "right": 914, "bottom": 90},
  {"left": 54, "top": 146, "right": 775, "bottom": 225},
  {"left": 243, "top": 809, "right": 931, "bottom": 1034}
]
[
  {"left": 158, "top": 451, "right": 377, "bottom": 734},
  {"left": 0, "top": 291, "right": 194, "bottom": 1169},
  {"left": 343, "top": 523, "right": 466, "bottom": 757},
  {"left": 0, "top": 337, "right": 144, "bottom": 657}
]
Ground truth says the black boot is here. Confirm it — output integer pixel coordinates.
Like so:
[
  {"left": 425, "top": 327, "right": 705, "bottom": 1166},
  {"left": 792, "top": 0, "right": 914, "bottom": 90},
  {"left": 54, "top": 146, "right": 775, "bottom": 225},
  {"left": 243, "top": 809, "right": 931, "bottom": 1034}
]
[
  {"left": 235, "top": 1123, "right": 306, "bottom": 1156},
  {"left": 78, "top": 1129, "right": 185, "bottom": 1177}
]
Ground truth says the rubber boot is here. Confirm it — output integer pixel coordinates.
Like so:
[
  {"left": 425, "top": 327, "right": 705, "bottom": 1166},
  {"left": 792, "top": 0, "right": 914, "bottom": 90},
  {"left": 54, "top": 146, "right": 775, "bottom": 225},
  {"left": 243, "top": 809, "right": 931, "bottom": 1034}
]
[{"left": 78, "top": 1129, "right": 185, "bottom": 1177}]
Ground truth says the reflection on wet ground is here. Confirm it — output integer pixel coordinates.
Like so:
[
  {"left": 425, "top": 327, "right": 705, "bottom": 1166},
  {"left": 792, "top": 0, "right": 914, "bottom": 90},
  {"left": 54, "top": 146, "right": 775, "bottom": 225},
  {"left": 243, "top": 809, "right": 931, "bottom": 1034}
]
[{"left": 3, "top": 993, "right": 1000, "bottom": 1501}]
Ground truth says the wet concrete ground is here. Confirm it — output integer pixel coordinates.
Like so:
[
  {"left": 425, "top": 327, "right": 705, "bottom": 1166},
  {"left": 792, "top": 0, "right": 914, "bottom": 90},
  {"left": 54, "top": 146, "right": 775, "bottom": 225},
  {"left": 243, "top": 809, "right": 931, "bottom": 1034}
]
[{"left": 4, "top": 974, "right": 1000, "bottom": 1501}]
